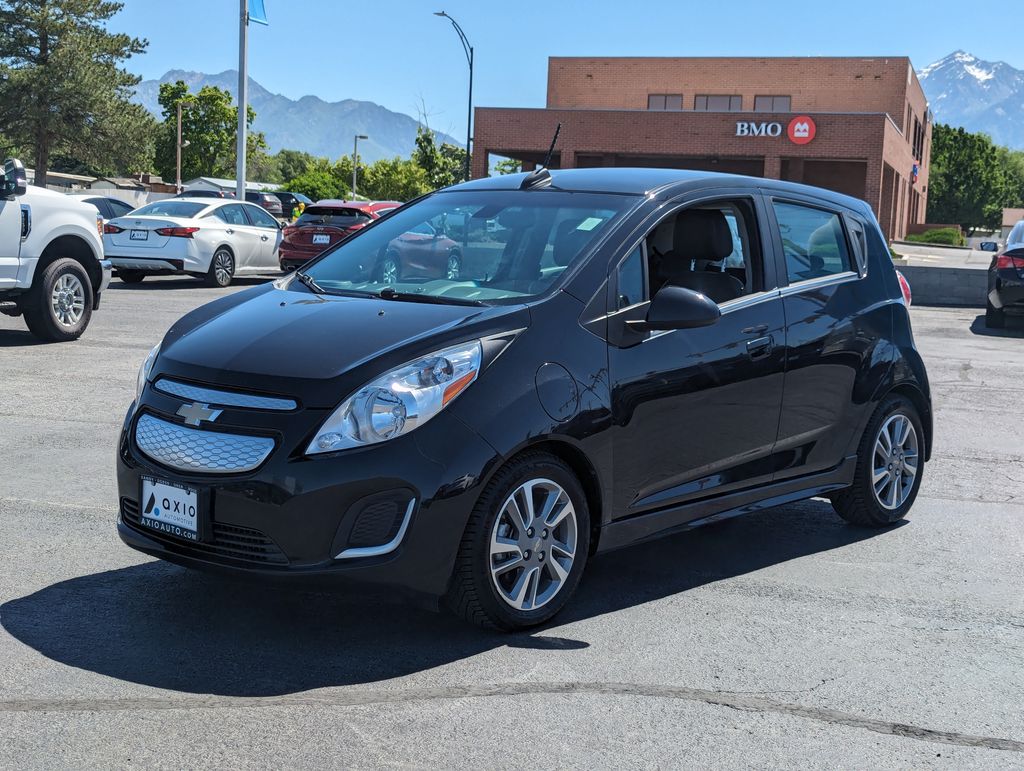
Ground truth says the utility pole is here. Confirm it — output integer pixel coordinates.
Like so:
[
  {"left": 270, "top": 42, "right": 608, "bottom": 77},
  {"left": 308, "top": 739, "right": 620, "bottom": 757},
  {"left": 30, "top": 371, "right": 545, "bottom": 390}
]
[
  {"left": 175, "top": 100, "right": 193, "bottom": 193},
  {"left": 352, "top": 134, "right": 367, "bottom": 199},
  {"left": 236, "top": 0, "right": 248, "bottom": 201}
]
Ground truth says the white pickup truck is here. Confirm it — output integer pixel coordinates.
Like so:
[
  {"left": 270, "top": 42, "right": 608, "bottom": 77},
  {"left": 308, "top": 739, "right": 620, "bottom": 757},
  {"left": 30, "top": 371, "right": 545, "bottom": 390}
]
[{"left": 0, "top": 158, "right": 112, "bottom": 342}]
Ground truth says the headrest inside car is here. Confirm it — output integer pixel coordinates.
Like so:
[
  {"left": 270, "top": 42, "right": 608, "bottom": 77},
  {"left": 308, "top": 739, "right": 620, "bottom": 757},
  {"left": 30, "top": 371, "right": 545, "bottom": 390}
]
[{"left": 672, "top": 208, "right": 733, "bottom": 262}]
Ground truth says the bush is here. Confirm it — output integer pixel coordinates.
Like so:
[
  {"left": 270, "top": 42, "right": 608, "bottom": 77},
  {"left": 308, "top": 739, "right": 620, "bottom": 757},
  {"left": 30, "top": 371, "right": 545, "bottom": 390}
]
[{"left": 903, "top": 228, "right": 966, "bottom": 247}]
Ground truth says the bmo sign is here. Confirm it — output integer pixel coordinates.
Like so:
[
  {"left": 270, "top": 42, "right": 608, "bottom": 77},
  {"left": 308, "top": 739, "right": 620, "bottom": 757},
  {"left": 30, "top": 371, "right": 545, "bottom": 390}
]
[{"left": 736, "top": 115, "right": 817, "bottom": 145}]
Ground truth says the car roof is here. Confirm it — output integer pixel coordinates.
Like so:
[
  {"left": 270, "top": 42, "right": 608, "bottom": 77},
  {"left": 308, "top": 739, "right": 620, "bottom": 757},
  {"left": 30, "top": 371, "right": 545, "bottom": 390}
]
[
  {"left": 313, "top": 199, "right": 378, "bottom": 210},
  {"left": 446, "top": 167, "right": 871, "bottom": 213}
]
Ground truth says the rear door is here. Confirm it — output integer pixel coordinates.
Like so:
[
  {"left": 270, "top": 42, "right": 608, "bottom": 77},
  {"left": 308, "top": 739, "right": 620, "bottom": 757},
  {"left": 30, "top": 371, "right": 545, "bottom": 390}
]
[
  {"left": 767, "top": 194, "right": 884, "bottom": 480},
  {"left": 212, "top": 204, "right": 260, "bottom": 269},
  {"left": 241, "top": 203, "right": 283, "bottom": 267}
]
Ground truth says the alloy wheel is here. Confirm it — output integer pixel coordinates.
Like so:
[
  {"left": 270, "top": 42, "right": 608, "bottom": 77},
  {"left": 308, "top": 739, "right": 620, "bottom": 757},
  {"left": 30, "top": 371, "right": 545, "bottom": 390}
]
[
  {"left": 213, "top": 251, "right": 233, "bottom": 286},
  {"left": 489, "top": 478, "right": 578, "bottom": 611},
  {"left": 382, "top": 256, "right": 399, "bottom": 284},
  {"left": 50, "top": 273, "right": 86, "bottom": 327},
  {"left": 446, "top": 254, "right": 461, "bottom": 280},
  {"left": 872, "top": 413, "right": 919, "bottom": 510}
]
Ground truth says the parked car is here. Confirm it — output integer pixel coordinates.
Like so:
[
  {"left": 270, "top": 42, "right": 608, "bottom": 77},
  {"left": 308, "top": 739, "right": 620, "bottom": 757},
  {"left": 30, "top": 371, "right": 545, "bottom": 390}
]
[
  {"left": 272, "top": 191, "right": 313, "bottom": 218},
  {"left": 279, "top": 200, "right": 401, "bottom": 272},
  {"left": 244, "top": 190, "right": 283, "bottom": 218},
  {"left": 380, "top": 219, "right": 462, "bottom": 282},
  {"left": 175, "top": 189, "right": 235, "bottom": 199},
  {"left": 117, "top": 167, "right": 932, "bottom": 631},
  {"left": 0, "top": 158, "right": 112, "bottom": 341},
  {"left": 67, "top": 194, "right": 136, "bottom": 223},
  {"left": 986, "top": 219, "right": 1024, "bottom": 328},
  {"left": 103, "top": 198, "right": 282, "bottom": 287}
]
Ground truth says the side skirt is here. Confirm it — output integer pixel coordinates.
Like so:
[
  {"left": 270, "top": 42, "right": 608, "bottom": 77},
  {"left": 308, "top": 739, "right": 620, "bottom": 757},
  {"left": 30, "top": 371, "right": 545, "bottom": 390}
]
[{"left": 595, "top": 455, "right": 857, "bottom": 554}]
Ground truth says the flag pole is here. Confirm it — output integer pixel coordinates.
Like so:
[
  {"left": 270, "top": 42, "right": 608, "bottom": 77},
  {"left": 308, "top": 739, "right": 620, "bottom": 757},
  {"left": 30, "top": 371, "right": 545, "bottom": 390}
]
[{"left": 236, "top": 0, "right": 248, "bottom": 201}]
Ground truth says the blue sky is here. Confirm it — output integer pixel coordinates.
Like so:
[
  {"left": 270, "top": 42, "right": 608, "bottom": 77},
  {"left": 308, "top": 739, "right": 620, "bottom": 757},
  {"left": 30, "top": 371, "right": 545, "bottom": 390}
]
[{"left": 112, "top": 0, "right": 1020, "bottom": 140}]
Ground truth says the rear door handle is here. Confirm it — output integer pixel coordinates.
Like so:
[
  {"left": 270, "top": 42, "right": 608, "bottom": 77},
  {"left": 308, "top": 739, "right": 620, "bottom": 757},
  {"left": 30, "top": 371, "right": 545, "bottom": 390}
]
[
  {"left": 746, "top": 335, "right": 774, "bottom": 360},
  {"left": 225, "top": 228, "right": 234, "bottom": 234}
]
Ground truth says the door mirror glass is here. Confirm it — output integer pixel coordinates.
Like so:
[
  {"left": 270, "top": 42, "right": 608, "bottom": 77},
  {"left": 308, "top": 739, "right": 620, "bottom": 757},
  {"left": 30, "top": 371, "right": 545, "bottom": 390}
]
[
  {"left": 627, "top": 286, "right": 721, "bottom": 332},
  {"left": 979, "top": 241, "right": 998, "bottom": 252},
  {"left": 1, "top": 158, "right": 28, "bottom": 198}
]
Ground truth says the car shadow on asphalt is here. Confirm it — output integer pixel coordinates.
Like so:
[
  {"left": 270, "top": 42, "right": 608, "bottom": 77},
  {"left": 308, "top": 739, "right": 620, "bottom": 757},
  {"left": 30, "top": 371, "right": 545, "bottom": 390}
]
[
  {"left": 969, "top": 314, "right": 1024, "bottom": 337},
  {"left": 0, "top": 328, "right": 46, "bottom": 347},
  {"left": 0, "top": 498, "right": 892, "bottom": 697},
  {"left": 107, "top": 276, "right": 275, "bottom": 291}
]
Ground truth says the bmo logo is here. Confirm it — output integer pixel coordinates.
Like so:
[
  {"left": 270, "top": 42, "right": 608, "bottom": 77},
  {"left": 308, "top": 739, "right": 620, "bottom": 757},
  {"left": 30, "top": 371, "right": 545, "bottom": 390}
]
[
  {"left": 787, "top": 115, "right": 816, "bottom": 144},
  {"left": 735, "top": 115, "right": 817, "bottom": 145}
]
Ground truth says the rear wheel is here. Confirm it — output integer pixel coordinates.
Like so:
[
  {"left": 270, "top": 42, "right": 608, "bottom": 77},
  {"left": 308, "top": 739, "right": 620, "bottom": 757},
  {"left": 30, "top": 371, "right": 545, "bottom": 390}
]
[
  {"left": 118, "top": 270, "right": 146, "bottom": 285},
  {"left": 22, "top": 258, "right": 93, "bottom": 342},
  {"left": 831, "top": 395, "right": 924, "bottom": 527},
  {"left": 446, "top": 252, "right": 462, "bottom": 280},
  {"left": 379, "top": 252, "right": 400, "bottom": 284},
  {"left": 205, "top": 248, "right": 235, "bottom": 287},
  {"left": 446, "top": 452, "right": 590, "bottom": 630},
  {"left": 985, "top": 300, "right": 1005, "bottom": 329}
]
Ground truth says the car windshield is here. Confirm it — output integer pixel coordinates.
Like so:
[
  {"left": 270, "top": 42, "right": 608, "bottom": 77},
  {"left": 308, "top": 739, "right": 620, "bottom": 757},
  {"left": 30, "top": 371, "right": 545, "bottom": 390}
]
[
  {"left": 128, "top": 201, "right": 207, "bottom": 218},
  {"left": 297, "top": 206, "right": 373, "bottom": 228},
  {"left": 302, "top": 190, "right": 636, "bottom": 304}
]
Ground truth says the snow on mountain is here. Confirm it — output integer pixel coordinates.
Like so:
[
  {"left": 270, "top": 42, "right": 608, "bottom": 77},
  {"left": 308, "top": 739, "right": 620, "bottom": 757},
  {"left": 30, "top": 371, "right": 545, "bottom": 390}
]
[{"left": 917, "top": 51, "right": 1024, "bottom": 148}]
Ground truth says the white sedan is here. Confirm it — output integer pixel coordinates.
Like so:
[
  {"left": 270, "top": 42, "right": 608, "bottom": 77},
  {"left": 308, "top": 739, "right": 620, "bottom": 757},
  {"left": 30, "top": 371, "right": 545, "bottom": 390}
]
[{"left": 102, "top": 198, "right": 283, "bottom": 286}]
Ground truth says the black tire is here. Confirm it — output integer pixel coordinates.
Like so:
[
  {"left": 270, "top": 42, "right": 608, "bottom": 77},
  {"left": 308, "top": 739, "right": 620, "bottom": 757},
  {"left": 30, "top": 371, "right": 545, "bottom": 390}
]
[
  {"left": 22, "top": 258, "right": 94, "bottom": 343},
  {"left": 985, "top": 300, "right": 1005, "bottom": 329},
  {"left": 118, "top": 270, "right": 146, "bottom": 285},
  {"left": 205, "top": 248, "right": 235, "bottom": 287},
  {"left": 831, "top": 395, "right": 925, "bottom": 527},
  {"left": 446, "top": 451, "right": 591, "bottom": 631}
]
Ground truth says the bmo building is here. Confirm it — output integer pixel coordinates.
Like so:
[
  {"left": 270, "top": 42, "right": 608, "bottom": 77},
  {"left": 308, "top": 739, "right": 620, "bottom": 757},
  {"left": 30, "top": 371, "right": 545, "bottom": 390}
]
[{"left": 472, "top": 56, "right": 931, "bottom": 241}]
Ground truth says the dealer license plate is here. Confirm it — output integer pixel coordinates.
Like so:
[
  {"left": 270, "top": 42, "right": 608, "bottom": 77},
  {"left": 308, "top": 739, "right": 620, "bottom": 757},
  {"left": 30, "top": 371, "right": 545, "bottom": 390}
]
[
  {"left": 312, "top": 234, "right": 330, "bottom": 245},
  {"left": 130, "top": 229, "right": 149, "bottom": 241},
  {"left": 140, "top": 477, "right": 200, "bottom": 541}
]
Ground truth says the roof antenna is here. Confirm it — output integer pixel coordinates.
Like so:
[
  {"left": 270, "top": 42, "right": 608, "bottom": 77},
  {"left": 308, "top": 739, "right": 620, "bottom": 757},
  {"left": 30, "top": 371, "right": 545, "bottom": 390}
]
[{"left": 520, "top": 122, "right": 561, "bottom": 190}]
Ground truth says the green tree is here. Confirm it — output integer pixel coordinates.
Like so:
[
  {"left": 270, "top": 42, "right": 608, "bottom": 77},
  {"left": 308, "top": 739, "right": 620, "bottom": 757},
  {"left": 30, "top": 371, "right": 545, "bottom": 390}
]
[
  {"left": 928, "top": 124, "right": 1006, "bottom": 232},
  {"left": 361, "top": 157, "right": 430, "bottom": 202},
  {"left": 0, "top": 0, "right": 153, "bottom": 186},
  {"left": 413, "top": 126, "right": 467, "bottom": 189},
  {"left": 154, "top": 81, "right": 265, "bottom": 184},
  {"left": 283, "top": 167, "right": 342, "bottom": 202},
  {"left": 493, "top": 157, "right": 522, "bottom": 175},
  {"left": 274, "top": 148, "right": 317, "bottom": 182}
]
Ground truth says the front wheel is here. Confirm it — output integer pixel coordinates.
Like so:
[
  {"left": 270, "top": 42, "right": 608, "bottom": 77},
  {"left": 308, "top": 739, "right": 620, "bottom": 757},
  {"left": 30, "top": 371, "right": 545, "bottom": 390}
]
[
  {"left": 985, "top": 300, "right": 1005, "bottom": 329},
  {"left": 446, "top": 452, "right": 590, "bottom": 630},
  {"left": 445, "top": 252, "right": 462, "bottom": 281},
  {"left": 205, "top": 248, "right": 235, "bottom": 287},
  {"left": 379, "top": 253, "right": 400, "bottom": 284},
  {"left": 831, "top": 395, "right": 924, "bottom": 527},
  {"left": 22, "top": 258, "right": 94, "bottom": 342}
]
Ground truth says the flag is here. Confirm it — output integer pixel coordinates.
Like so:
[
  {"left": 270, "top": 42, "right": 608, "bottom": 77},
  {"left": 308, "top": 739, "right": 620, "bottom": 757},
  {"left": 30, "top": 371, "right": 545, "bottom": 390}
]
[{"left": 248, "top": 0, "right": 269, "bottom": 25}]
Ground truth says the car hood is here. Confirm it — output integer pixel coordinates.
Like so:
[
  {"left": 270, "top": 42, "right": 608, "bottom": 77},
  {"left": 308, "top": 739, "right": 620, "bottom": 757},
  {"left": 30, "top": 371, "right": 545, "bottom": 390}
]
[{"left": 155, "top": 283, "right": 529, "bottom": 408}]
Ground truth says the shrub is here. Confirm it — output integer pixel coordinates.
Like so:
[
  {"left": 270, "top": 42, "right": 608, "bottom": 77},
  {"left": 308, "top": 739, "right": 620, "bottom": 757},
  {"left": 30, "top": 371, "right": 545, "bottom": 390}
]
[{"left": 903, "top": 228, "right": 966, "bottom": 247}]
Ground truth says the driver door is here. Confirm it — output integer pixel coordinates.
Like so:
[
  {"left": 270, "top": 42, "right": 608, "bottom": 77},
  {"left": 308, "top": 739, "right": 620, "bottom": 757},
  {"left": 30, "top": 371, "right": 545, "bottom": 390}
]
[
  {"left": 606, "top": 194, "right": 787, "bottom": 524},
  {"left": 0, "top": 166, "right": 23, "bottom": 288}
]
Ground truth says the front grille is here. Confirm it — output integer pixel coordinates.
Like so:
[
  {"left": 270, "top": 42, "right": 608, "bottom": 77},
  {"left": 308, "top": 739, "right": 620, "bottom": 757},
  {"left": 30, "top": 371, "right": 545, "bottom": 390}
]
[
  {"left": 135, "top": 413, "right": 274, "bottom": 474},
  {"left": 154, "top": 379, "right": 297, "bottom": 411},
  {"left": 121, "top": 497, "right": 288, "bottom": 565}
]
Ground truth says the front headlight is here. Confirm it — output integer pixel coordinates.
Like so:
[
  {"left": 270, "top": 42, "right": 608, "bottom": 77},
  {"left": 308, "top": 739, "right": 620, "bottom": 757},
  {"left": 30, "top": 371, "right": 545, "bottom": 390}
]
[
  {"left": 307, "top": 340, "right": 482, "bottom": 455},
  {"left": 136, "top": 342, "right": 161, "bottom": 403}
]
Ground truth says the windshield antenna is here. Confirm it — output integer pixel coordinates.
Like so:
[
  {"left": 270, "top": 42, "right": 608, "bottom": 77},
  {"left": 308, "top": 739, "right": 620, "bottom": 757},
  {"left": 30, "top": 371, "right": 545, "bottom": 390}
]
[{"left": 520, "top": 122, "right": 561, "bottom": 190}]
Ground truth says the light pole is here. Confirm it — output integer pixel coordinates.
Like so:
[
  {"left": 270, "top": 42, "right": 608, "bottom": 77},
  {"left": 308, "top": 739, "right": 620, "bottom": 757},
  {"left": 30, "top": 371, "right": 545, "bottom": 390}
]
[
  {"left": 352, "top": 134, "right": 368, "bottom": 199},
  {"left": 175, "top": 99, "right": 195, "bottom": 193},
  {"left": 434, "top": 11, "right": 473, "bottom": 181}
]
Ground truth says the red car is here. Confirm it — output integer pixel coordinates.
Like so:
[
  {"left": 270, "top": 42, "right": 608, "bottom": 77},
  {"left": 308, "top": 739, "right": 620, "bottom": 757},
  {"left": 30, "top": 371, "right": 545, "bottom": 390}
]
[
  {"left": 379, "top": 220, "right": 463, "bottom": 283},
  {"left": 278, "top": 200, "right": 400, "bottom": 271}
]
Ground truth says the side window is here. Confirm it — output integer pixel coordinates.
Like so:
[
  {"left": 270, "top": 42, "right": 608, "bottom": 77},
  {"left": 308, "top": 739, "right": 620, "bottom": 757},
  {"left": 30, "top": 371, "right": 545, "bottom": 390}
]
[
  {"left": 109, "top": 199, "right": 134, "bottom": 218},
  {"left": 213, "top": 204, "right": 249, "bottom": 226},
  {"left": 643, "top": 198, "right": 762, "bottom": 305},
  {"left": 88, "top": 198, "right": 112, "bottom": 219},
  {"left": 773, "top": 201, "right": 852, "bottom": 283},
  {"left": 844, "top": 215, "right": 867, "bottom": 274},
  {"left": 244, "top": 204, "right": 278, "bottom": 229},
  {"left": 616, "top": 246, "right": 646, "bottom": 309}
]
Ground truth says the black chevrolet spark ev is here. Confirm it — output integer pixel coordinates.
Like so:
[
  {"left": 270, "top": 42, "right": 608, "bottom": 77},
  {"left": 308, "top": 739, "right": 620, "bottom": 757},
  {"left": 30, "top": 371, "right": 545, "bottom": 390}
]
[{"left": 117, "top": 168, "right": 931, "bottom": 630}]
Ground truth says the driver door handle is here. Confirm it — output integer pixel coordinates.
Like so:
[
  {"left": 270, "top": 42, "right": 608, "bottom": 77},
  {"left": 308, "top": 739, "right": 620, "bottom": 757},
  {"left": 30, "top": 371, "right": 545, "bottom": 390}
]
[
  {"left": 746, "top": 335, "right": 774, "bottom": 360},
  {"left": 260, "top": 235, "right": 269, "bottom": 241}
]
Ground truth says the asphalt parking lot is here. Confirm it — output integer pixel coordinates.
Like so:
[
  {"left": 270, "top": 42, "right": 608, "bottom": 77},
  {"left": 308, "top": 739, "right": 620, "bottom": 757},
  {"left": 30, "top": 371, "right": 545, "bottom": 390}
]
[{"left": 1, "top": 279, "right": 1023, "bottom": 768}]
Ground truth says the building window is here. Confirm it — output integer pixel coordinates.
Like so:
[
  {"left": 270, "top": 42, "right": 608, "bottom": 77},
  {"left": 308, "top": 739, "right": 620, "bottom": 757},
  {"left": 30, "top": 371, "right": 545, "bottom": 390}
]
[
  {"left": 912, "top": 117, "right": 923, "bottom": 161},
  {"left": 753, "top": 95, "right": 791, "bottom": 112},
  {"left": 695, "top": 94, "right": 742, "bottom": 111},
  {"left": 647, "top": 94, "right": 683, "bottom": 111}
]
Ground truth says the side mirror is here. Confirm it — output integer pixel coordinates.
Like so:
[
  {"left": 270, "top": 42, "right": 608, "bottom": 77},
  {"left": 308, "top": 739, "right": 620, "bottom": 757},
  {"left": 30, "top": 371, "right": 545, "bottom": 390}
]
[
  {"left": 1, "top": 158, "right": 28, "bottom": 199},
  {"left": 627, "top": 286, "right": 721, "bottom": 332}
]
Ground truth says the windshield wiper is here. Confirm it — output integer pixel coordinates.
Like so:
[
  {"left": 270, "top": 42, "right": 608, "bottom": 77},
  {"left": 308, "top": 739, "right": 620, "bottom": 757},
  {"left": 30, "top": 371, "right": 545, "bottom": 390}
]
[
  {"left": 295, "top": 270, "right": 325, "bottom": 294},
  {"left": 377, "top": 286, "right": 484, "bottom": 306}
]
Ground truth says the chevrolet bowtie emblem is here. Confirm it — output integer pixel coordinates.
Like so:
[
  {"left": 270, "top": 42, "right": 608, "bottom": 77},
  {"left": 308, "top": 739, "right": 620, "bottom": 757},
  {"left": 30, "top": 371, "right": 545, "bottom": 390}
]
[{"left": 176, "top": 402, "right": 223, "bottom": 426}]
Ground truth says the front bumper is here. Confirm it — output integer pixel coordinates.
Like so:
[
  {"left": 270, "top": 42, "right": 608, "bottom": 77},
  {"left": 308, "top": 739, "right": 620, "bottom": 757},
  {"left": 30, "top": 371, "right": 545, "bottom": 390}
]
[
  {"left": 115, "top": 390, "right": 499, "bottom": 600},
  {"left": 98, "top": 259, "right": 112, "bottom": 293}
]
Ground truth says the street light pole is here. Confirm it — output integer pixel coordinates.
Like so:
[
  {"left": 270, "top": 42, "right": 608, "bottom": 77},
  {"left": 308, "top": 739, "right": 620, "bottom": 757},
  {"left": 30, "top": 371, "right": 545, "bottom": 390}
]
[
  {"left": 236, "top": 0, "right": 248, "bottom": 202},
  {"left": 175, "top": 100, "right": 193, "bottom": 193},
  {"left": 434, "top": 11, "right": 473, "bottom": 181},
  {"left": 352, "top": 134, "right": 368, "bottom": 199}
]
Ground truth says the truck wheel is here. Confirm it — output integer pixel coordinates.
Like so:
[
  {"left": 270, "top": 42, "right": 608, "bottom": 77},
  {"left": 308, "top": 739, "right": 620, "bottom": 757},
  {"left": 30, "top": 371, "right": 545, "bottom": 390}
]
[
  {"left": 446, "top": 452, "right": 590, "bottom": 630},
  {"left": 23, "top": 258, "right": 94, "bottom": 342},
  {"left": 118, "top": 270, "right": 146, "bottom": 285}
]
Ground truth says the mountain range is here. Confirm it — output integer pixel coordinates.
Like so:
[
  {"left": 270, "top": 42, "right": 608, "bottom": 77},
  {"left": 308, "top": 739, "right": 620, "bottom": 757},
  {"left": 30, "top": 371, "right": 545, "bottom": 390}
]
[
  {"left": 132, "top": 70, "right": 461, "bottom": 164},
  {"left": 917, "top": 51, "right": 1024, "bottom": 149}
]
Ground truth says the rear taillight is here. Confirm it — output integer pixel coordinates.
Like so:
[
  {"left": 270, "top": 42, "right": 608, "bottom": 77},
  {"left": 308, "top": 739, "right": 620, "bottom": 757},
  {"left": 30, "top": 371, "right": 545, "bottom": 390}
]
[
  {"left": 104, "top": 223, "right": 124, "bottom": 234},
  {"left": 896, "top": 269, "right": 912, "bottom": 307},
  {"left": 282, "top": 226, "right": 296, "bottom": 242},
  {"left": 155, "top": 226, "right": 199, "bottom": 238},
  {"left": 995, "top": 254, "right": 1024, "bottom": 270}
]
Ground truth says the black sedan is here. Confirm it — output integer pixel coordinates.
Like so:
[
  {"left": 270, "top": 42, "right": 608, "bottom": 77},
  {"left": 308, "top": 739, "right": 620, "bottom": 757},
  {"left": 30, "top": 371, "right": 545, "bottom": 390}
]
[
  {"left": 117, "top": 167, "right": 932, "bottom": 630},
  {"left": 986, "top": 220, "right": 1024, "bottom": 328}
]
